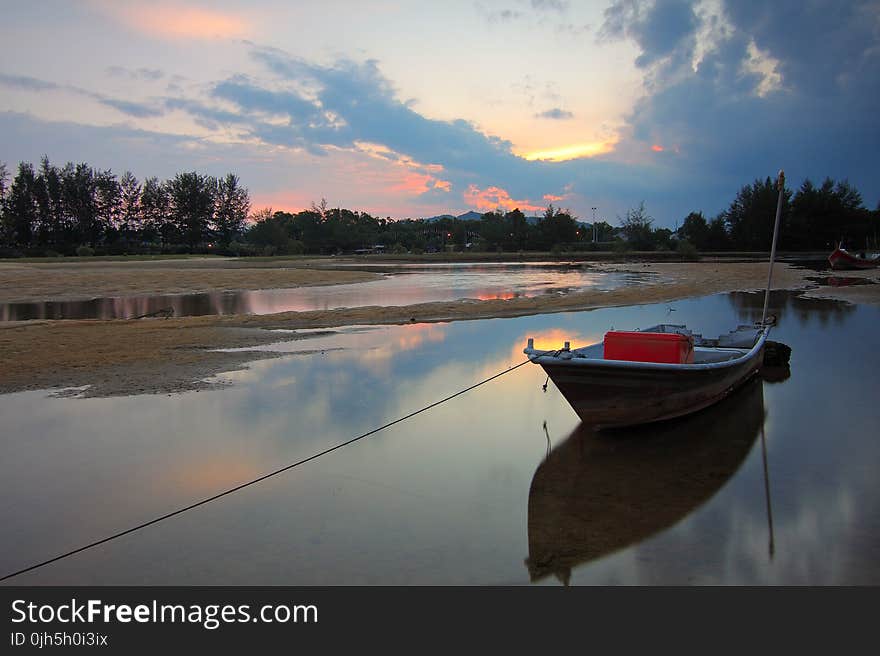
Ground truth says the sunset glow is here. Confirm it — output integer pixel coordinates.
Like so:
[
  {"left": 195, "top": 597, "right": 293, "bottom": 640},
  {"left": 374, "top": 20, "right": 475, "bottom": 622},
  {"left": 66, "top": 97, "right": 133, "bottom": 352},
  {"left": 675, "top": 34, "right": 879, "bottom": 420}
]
[
  {"left": 0, "top": 1, "right": 875, "bottom": 226},
  {"left": 475, "top": 292, "right": 518, "bottom": 301},
  {"left": 521, "top": 139, "right": 619, "bottom": 162},
  {"left": 507, "top": 328, "right": 604, "bottom": 364}
]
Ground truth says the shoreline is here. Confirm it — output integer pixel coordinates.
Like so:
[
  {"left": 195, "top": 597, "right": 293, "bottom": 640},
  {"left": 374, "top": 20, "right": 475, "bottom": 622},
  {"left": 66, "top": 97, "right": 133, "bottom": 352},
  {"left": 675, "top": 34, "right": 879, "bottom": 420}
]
[{"left": 1, "top": 259, "right": 876, "bottom": 398}]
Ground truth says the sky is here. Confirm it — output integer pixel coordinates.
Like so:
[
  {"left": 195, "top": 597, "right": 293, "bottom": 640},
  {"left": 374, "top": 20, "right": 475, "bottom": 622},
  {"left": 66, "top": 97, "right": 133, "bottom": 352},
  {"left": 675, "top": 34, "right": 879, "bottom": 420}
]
[{"left": 1, "top": 0, "right": 878, "bottom": 228}]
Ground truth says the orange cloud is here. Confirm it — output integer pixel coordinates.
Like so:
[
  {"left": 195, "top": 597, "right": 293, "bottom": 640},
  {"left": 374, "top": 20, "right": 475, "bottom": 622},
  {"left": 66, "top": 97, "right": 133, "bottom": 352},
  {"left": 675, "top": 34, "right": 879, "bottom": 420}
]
[
  {"left": 100, "top": 2, "right": 251, "bottom": 40},
  {"left": 464, "top": 185, "right": 545, "bottom": 213},
  {"left": 651, "top": 144, "right": 664, "bottom": 152},
  {"left": 543, "top": 193, "right": 564, "bottom": 202},
  {"left": 390, "top": 172, "right": 434, "bottom": 194}
]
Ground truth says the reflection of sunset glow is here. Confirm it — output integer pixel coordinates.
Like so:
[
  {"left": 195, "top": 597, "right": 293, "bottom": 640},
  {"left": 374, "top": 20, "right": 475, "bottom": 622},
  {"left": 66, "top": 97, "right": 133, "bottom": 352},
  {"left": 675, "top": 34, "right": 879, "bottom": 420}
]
[
  {"left": 169, "top": 458, "right": 262, "bottom": 496},
  {"left": 652, "top": 144, "right": 664, "bottom": 152},
  {"left": 521, "top": 138, "right": 618, "bottom": 162},
  {"left": 509, "top": 328, "right": 603, "bottom": 364},
  {"left": 474, "top": 292, "right": 517, "bottom": 301},
  {"left": 464, "top": 185, "right": 544, "bottom": 212},
  {"left": 524, "top": 328, "right": 601, "bottom": 350}
]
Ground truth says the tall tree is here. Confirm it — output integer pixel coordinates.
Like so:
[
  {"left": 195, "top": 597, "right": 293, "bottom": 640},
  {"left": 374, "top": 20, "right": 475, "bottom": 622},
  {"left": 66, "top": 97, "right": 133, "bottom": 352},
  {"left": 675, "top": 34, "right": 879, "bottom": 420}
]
[
  {"left": 140, "top": 176, "right": 172, "bottom": 244},
  {"left": 479, "top": 210, "right": 506, "bottom": 250},
  {"left": 538, "top": 204, "right": 578, "bottom": 249},
  {"left": 679, "top": 211, "right": 709, "bottom": 249},
  {"left": 0, "top": 162, "right": 7, "bottom": 244},
  {"left": 35, "top": 156, "right": 65, "bottom": 247},
  {"left": 506, "top": 208, "right": 528, "bottom": 250},
  {"left": 706, "top": 216, "right": 730, "bottom": 250},
  {"left": 0, "top": 162, "right": 7, "bottom": 201},
  {"left": 213, "top": 173, "right": 250, "bottom": 246},
  {"left": 5, "top": 162, "right": 40, "bottom": 247},
  {"left": 790, "top": 177, "right": 866, "bottom": 249},
  {"left": 723, "top": 177, "right": 791, "bottom": 250},
  {"left": 95, "top": 169, "right": 121, "bottom": 243},
  {"left": 117, "top": 171, "right": 142, "bottom": 245},
  {"left": 619, "top": 201, "right": 654, "bottom": 250},
  {"left": 169, "top": 172, "right": 216, "bottom": 248},
  {"left": 62, "top": 163, "right": 100, "bottom": 246}
]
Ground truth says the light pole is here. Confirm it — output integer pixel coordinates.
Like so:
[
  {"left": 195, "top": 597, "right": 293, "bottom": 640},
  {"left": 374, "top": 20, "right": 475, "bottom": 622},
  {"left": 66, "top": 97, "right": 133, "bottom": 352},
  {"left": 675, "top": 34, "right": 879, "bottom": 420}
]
[{"left": 591, "top": 207, "right": 597, "bottom": 243}]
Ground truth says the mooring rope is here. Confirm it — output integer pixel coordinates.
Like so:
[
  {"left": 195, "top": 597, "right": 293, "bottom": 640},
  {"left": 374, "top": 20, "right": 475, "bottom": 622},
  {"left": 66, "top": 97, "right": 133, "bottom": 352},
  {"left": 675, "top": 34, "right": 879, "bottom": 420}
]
[{"left": 0, "top": 356, "right": 535, "bottom": 583}]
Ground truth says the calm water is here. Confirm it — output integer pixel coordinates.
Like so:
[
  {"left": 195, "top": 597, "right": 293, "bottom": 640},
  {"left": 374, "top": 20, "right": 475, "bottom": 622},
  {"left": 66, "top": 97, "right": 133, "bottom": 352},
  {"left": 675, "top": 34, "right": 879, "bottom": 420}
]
[
  {"left": 0, "top": 262, "right": 655, "bottom": 321},
  {"left": 1, "top": 290, "right": 878, "bottom": 584}
]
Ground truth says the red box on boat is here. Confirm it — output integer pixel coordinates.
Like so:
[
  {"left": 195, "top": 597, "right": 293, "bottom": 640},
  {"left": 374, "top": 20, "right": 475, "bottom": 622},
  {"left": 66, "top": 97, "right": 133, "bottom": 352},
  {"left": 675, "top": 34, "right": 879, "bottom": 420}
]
[{"left": 603, "top": 331, "right": 694, "bottom": 364}]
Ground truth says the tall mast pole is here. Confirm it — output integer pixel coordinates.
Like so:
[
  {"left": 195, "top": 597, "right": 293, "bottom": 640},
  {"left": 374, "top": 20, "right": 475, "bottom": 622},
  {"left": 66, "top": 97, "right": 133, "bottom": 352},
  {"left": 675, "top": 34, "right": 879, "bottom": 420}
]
[{"left": 761, "top": 170, "right": 785, "bottom": 327}]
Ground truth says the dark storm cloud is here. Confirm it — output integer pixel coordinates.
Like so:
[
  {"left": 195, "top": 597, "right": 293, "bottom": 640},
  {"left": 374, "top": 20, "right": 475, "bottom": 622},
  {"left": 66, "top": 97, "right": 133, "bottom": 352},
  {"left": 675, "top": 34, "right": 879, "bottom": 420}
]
[
  {"left": 599, "top": 0, "right": 698, "bottom": 68},
  {"left": 602, "top": 0, "right": 880, "bottom": 215}
]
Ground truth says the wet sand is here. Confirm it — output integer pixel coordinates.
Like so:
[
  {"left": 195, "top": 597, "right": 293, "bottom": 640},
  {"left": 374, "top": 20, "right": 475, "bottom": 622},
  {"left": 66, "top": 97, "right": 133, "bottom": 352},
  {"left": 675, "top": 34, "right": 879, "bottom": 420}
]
[
  {"left": 0, "top": 257, "right": 380, "bottom": 303},
  {"left": 1, "top": 258, "right": 876, "bottom": 397}
]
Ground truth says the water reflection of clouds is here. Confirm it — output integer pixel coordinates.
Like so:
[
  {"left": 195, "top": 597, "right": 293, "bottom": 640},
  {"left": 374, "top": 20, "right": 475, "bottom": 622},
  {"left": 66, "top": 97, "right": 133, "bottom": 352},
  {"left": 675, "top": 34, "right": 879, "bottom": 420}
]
[
  {"left": 556, "top": 299, "right": 880, "bottom": 584},
  {"left": 3, "top": 293, "right": 879, "bottom": 584},
  {"left": 1, "top": 266, "right": 646, "bottom": 321}
]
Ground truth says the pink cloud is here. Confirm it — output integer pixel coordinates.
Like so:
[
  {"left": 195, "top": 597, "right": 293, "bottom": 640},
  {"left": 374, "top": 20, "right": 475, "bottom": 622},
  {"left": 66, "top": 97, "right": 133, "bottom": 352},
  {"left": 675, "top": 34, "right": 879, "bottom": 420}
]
[
  {"left": 354, "top": 142, "right": 451, "bottom": 196},
  {"left": 464, "top": 185, "right": 545, "bottom": 213},
  {"left": 247, "top": 147, "right": 455, "bottom": 219},
  {"left": 98, "top": 2, "right": 251, "bottom": 40},
  {"left": 389, "top": 172, "right": 434, "bottom": 194}
]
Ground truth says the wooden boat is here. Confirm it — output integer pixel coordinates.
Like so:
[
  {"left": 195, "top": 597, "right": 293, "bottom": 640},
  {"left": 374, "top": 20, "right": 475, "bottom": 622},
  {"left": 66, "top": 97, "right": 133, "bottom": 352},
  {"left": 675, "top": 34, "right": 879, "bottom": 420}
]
[
  {"left": 828, "top": 243, "right": 880, "bottom": 270},
  {"left": 524, "top": 169, "right": 786, "bottom": 428},
  {"left": 525, "top": 379, "right": 765, "bottom": 584},
  {"left": 524, "top": 323, "right": 769, "bottom": 428}
]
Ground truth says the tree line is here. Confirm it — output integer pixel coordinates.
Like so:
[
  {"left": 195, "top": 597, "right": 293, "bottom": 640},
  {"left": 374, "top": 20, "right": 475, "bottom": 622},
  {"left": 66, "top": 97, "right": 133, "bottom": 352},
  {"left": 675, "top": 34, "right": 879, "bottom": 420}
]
[
  {"left": 0, "top": 158, "right": 250, "bottom": 256},
  {"left": 676, "top": 176, "right": 877, "bottom": 252},
  {"left": 249, "top": 175, "right": 878, "bottom": 257},
  {"left": 243, "top": 202, "right": 607, "bottom": 256},
  {"left": 1, "top": 158, "right": 876, "bottom": 257}
]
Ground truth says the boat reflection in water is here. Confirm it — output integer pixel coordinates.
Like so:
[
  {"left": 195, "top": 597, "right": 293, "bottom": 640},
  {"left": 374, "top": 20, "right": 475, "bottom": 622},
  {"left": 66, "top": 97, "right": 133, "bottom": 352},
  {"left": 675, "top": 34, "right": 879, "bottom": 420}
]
[{"left": 525, "top": 379, "right": 766, "bottom": 585}]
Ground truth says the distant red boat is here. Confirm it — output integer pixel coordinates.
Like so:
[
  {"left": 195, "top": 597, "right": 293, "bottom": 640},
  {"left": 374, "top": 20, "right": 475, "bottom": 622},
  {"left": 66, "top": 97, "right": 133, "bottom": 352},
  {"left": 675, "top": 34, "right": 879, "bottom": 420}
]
[{"left": 828, "top": 244, "right": 880, "bottom": 270}]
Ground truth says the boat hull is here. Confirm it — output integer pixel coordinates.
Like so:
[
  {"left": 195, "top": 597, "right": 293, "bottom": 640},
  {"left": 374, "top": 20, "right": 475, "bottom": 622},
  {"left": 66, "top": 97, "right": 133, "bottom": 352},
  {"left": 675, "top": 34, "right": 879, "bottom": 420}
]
[
  {"left": 828, "top": 247, "right": 880, "bottom": 270},
  {"left": 536, "top": 346, "right": 764, "bottom": 428}
]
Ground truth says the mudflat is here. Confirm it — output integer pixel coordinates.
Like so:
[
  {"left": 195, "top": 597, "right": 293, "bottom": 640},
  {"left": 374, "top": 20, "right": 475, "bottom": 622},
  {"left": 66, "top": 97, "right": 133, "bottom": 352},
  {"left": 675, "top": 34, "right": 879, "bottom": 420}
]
[
  {"left": 1, "top": 256, "right": 876, "bottom": 397},
  {"left": 0, "top": 256, "right": 380, "bottom": 303}
]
